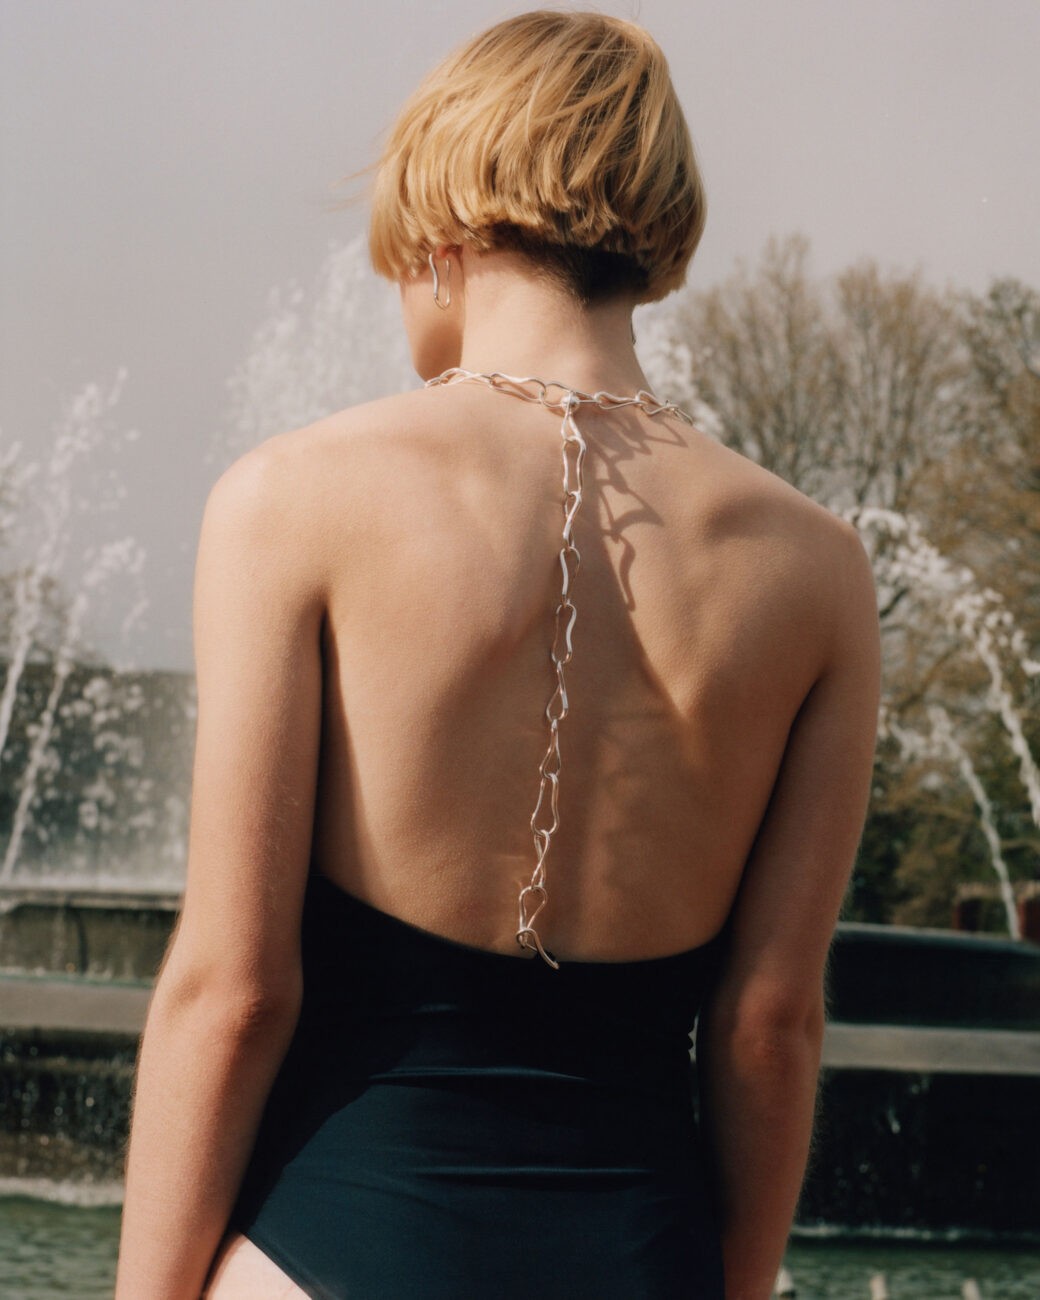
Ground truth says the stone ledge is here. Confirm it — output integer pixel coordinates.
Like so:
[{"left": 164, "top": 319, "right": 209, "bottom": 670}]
[
  {"left": 1, "top": 975, "right": 151, "bottom": 1036},
  {"left": 3, "top": 974, "right": 1040, "bottom": 1075},
  {"left": 820, "top": 1021, "right": 1040, "bottom": 1076}
]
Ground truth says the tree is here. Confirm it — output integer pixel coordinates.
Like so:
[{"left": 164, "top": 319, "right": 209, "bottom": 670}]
[{"left": 650, "top": 236, "right": 1039, "bottom": 933}]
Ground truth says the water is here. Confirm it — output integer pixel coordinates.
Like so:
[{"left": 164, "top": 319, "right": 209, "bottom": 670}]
[
  {"left": 0, "top": 238, "right": 410, "bottom": 896},
  {"left": 2, "top": 1190, "right": 1039, "bottom": 1299},
  {"left": 0, "top": 1190, "right": 121, "bottom": 1300},
  {"left": 783, "top": 1233, "right": 1040, "bottom": 1298}
]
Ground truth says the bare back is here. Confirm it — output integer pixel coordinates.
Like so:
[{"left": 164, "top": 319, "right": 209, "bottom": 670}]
[
  {"left": 171, "top": 366, "right": 878, "bottom": 1299},
  {"left": 287, "top": 379, "right": 850, "bottom": 963}
]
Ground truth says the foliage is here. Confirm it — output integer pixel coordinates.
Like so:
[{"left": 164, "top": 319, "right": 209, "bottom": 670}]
[{"left": 648, "top": 235, "right": 1040, "bottom": 933}]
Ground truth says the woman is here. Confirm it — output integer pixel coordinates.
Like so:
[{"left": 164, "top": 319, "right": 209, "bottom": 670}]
[{"left": 116, "top": 10, "right": 880, "bottom": 1299}]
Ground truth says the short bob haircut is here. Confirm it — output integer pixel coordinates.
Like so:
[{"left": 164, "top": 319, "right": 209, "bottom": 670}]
[{"left": 366, "top": 10, "right": 706, "bottom": 306}]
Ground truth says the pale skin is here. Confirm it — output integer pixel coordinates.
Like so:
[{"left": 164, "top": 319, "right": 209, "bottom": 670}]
[{"left": 115, "top": 243, "right": 881, "bottom": 1299}]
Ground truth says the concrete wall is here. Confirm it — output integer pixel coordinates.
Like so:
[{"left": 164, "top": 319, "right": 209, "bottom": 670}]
[{"left": 2, "top": 890, "right": 1039, "bottom": 1235}]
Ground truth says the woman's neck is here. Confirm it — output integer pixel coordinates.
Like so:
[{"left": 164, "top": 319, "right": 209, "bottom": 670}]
[{"left": 454, "top": 248, "right": 653, "bottom": 396}]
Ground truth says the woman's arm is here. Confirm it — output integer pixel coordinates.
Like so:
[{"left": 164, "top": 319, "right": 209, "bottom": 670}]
[
  {"left": 695, "top": 520, "right": 882, "bottom": 1300},
  {"left": 115, "top": 436, "right": 326, "bottom": 1299}
]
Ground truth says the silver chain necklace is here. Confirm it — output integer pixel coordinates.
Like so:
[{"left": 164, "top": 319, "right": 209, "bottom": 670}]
[{"left": 424, "top": 367, "right": 694, "bottom": 967}]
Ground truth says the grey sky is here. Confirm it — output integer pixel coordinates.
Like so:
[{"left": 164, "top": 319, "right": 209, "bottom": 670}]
[{"left": 2, "top": 0, "right": 1038, "bottom": 672}]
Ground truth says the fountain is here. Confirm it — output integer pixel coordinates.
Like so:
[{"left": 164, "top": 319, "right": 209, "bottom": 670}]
[{"left": 1, "top": 239, "right": 1038, "bottom": 1246}]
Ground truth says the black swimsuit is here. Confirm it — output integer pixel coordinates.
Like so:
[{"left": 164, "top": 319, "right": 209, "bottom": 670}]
[
  {"left": 227, "top": 866, "right": 729, "bottom": 1299},
  {"left": 228, "top": 372, "right": 729, "bottom": 1296}
]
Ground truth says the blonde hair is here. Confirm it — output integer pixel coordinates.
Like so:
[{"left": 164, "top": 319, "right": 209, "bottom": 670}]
[{"left": 365, "top": 9, "right": 706, "bottom": 304}]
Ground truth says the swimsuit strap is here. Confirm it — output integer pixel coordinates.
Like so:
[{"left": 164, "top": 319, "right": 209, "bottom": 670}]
[{"left": 424, "top": 367, "right": 694, "bottom": 968}]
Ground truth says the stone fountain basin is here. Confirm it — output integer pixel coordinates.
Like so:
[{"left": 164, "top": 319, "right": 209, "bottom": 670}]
[
  {"left": 2, "top": 886, "right": 1038, "bottom": 1030},
  {"left": 2, "top": 886, "right": 1038, "bottom": 1234}
]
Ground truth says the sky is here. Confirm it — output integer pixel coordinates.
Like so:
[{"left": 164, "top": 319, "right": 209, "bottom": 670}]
[{"left": 2, "top": 0, "right": 1038, "bottom": 672}]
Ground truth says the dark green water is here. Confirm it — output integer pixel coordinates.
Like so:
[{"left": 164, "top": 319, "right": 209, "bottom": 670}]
[
  {"left": 2, "top": 1188, "right": 1039, "bottom": 1299},
  {"left": 0, "top": 1189, "right": 122, "bottom": 1300}
]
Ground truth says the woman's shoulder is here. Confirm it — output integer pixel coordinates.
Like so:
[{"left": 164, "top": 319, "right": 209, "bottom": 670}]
[
  {"left": 690, "top": 431, "right": 859, "bottom": 555},
  {"left": 204, "top": 389, "right": 448, "bottom": 566},
  {"left": 680, "top": 436, "right": 871, "bottom": 663},
  {"left": 214, "top": 389, "right": 435, "bottom": 490}
]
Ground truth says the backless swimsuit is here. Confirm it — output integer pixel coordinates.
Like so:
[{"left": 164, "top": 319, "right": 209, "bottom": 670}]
[
  {"left": 225, "top": 372, "right": 731, "bottom": 1298},
  {"left": 228, "top": 866, "right": 729, "bottom": 1298}
]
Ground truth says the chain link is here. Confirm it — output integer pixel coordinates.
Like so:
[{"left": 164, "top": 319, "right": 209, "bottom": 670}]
[{"left": 424, "top": 367, "right": 694, "bottom": 967}]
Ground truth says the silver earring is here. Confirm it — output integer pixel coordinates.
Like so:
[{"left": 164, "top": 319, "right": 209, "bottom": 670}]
[{"left": 429, "top": 252, "right": 451, "bottom": 309}]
